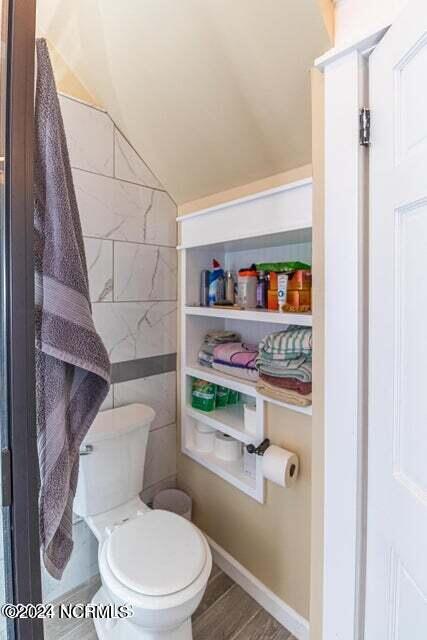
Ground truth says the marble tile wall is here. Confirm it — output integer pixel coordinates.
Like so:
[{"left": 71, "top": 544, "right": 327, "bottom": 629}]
[{"left": 41, "top": 95, "right": 178, "bottom": 603}]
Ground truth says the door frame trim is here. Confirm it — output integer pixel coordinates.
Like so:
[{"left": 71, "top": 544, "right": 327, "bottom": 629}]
[
  {"left": 5, "top": 0, "right": 42, "bottom": 637},
  {"left": 313, "top": 27, "right": 386, "bottom": 640}
]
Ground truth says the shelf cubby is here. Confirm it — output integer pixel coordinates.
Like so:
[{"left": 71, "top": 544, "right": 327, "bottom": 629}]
[{"left": 179, "top": 178, "right": 313, "bottom": 502}]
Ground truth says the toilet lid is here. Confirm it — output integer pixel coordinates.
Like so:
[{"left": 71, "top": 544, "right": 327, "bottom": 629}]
[{"left": 105, "top": 510, "right": 207, "bottom": 597}]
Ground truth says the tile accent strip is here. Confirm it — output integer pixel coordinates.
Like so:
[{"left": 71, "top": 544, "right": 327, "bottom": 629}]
[{"left": 111, "top": 352, "right": 177, "bottom": 384}]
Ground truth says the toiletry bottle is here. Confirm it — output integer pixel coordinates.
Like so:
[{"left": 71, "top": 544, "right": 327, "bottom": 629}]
[
  {"left": 200, "top": 270, "right": 210, "bottom": 306},
  {"left": 208, "top": 259, "right": 225, "bottom": 306},
  {"left": 237, "top": 268, "right": 257, "bottom": 309},
  {"left": 225, "top": 271, "right": 235, "bottom": 304},
  {"left": 277, "top": 273, "right": 289, "bottom": 312},
  {"left": 256, "top": 270, "right": 267, "bottom": 309}
]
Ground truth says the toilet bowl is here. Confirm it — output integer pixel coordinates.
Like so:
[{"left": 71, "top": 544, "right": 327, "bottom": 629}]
[{"left": 74, "top": 404, "right": 212, "bottom": 639}]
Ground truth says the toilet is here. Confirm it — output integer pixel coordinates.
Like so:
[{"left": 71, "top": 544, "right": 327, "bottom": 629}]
[{"left": 74, "top": 403, "right": 212, "bottom": 640}]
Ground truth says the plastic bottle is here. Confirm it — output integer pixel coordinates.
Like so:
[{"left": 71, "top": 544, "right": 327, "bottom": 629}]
[
  {"left": 256, "top": 270, "right": 267, "bottom": 309},
  {"left": 208, "top": 260, "right": 225, "bottom": 306}
]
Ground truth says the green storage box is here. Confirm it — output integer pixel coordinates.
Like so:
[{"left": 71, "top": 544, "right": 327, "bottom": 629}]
[{"left": 191, "top": 378, "right": 216, "bottom": 412}]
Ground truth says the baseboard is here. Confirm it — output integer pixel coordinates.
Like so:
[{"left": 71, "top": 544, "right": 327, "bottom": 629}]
[{"left": 206, "top": 535, "right": 310, "bottom": 640}]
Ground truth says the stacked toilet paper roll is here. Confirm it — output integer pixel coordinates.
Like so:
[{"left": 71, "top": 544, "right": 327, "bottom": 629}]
[
  {"left": 214, "top": 432, "right": 242, "bottom": 461},
  {"left": 194, "top": 422, "right": 216, "bottom": 452},
  {"left": 262, "top": 445, "right": 299, "bottom": 487}
]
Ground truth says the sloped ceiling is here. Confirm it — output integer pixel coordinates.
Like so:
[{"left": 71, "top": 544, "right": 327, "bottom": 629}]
[{"left": 37, "top": 1, "right": 331, "bottom": 204}]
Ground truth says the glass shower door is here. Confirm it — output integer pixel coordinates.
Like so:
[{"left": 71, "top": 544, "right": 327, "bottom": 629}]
[
  {"left": 0, "top": 2, "right": 15, "bottom": 637},
  {"left": 1, "top": 1, "right": 42, "bottom": 638}
]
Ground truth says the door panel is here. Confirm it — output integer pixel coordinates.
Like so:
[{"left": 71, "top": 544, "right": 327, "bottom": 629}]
[{"left": 367, "top": 1, "right": 427, "bottom": 637}]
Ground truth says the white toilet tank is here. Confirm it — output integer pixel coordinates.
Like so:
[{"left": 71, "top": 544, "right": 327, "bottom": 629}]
[{"left": 74, "top": 403, "right": 155, "bottom": 518}]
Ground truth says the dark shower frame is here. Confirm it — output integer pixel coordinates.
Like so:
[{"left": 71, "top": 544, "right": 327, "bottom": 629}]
[{"left": 4, "top": 0, "right": 43, "bottom": 638}]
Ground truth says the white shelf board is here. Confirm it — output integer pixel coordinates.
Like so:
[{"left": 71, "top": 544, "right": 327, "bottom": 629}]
[
  {"left": 185, "top": 305, "right": 312, "bottom": 326},
  {"left": 187, "top": 365, "right": 312, "bottom": 416},
  {"left": 183, "top": 444, "right": 257, "bottom": 499},
  {"left": 186, "top": 404, "right": 254, "bottom": 445},
  {"left": 185, "top": 364, "right": 257, "bottom": 398},
  {"left": 257, "top": 393, "right": 312, "bottom": 416}
]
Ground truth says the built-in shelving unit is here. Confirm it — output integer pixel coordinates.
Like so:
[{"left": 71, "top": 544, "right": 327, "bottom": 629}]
[{"left": 178, "top": 178, "right": 313, "bottom": 503}]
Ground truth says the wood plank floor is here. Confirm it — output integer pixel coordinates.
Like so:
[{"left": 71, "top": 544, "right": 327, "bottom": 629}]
[{"left": 44, "top": 564, "right": 295, "bottom": 639}]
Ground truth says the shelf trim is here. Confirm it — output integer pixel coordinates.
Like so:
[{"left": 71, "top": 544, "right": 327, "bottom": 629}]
[
  {"left": 183, "top": 444, "right": 260, "bottom": 501},
  {"left": 186, "top": 366, "right": 312, "bottom": 416},
  {"left": 184, "top": 305, "right": 312, "bottom": 326},
  {"left": 185, "top": 365, "right": 257, "bottom": 397},
  {"left": 186, "top": 404, "right": 255, "bottom": 445},
  {"left": 176, "top": 178, "right": 313, "bottom": 222},
  {"left": 257, "top": 393, "right": 313, "bottom": 416}
]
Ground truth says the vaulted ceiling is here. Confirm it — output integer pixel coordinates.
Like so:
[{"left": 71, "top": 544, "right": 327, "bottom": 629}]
[{"left": 37, "top": 1, "right": 332, "bottom": 204}]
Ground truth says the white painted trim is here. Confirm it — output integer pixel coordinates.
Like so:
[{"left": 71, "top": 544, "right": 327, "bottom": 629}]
[
  {"left": 315, "top": 26, "right": 388, "bottom": 69},
  {"left": 57, "top": 91, "right": 107, "bottom": 113},
  {"left": 321, "top": 48, "right": 370, "bottom": 640},
  {"left": 207, "top": 535, "right": 309, "bottom": 640},
  {"left": 176, "top": 178, "right": 312, "bottom": 221}
]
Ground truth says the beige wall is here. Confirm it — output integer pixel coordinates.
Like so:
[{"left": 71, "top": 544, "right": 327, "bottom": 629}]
[
  {"left": 309, "top": 68, "right": 325, "bottom": 640},
  {"left": 178, "top": 163, "right": 312, "bottom": 216},
  {"left": 178, "top": 406, "right": 312, "bottom": 618},
  {"left": 45, "top": 40, "right": 101, "bottom": 107}
]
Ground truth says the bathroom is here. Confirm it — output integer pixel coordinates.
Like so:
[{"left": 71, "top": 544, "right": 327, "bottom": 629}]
[
  {"left": 3, "top": 1, "right": 425, "bottom": 640},
  {"left": 32, "top": 0, "right": 320, "bottom": 638}
]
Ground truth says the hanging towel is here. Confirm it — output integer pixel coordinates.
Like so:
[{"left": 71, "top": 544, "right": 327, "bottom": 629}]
[{"left": 34, "top": 39, "right": 111, "bottom": 580}]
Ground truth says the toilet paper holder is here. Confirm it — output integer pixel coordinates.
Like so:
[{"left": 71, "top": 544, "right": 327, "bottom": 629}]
[{"left": 246, "top": 438, "right": 270, "bottom": 456}]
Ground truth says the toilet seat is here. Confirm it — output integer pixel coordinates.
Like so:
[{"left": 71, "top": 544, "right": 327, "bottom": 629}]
[{"left": 105, "top": 510, "right": 207, "bottom": 597}]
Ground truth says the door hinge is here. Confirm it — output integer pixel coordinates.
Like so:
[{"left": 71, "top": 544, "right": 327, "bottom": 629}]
[
  {"left": 359, "top": 108, "right": 371, "bottom": 146},
  {"left": 1, "top": 448, "right": 12, "bottom": 507}
]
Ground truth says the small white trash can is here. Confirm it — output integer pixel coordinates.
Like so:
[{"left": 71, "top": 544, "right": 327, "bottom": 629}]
[{"left": 153, "top": 489, "right": 192, "bottom": 521}]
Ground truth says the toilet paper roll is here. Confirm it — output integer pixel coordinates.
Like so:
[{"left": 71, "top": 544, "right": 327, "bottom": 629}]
[
  {"left": 194, "top": 423, "right": 216, "bottom": 452},
  {"left": 262, "top": 445, "right": 299, "bottom": 487},
  {"left": 214, "top": 432, "right": 242, "bottom": 461}
]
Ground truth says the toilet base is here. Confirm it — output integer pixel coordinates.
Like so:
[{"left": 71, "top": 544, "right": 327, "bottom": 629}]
[{"left": 92, "top": 587, "right": 193, "bottom": 640}]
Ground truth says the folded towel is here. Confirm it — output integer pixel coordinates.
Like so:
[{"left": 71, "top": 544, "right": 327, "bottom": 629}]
[
  {"left": 257, "top": 358, "right": 312, "bottom": 382},
  {"left": 34, "top": 40, "right": 111, "bottom": 580},
  {"left": 257, "top": 379, "right": 312, "bottom": 407},
  {"left": 204, "top": 330, "right": 241, "bottom": 349},
  {"left": 213, "top": 342, "right": 258, "bottom": 369},
  {"left": 197, "top": 330, "right": 241, "bottom": 368},
  {"left": 259, "top": 373, "right": 312, "bottom": 396},
  {"left": 212, "top": 361, "right": 259, "bottom": 382},
  {"left": 198, "top": 350, "right": 214, "bottom": 367},
  {"left": 257, "top": 327, "right": 312, "bottom": 362}
]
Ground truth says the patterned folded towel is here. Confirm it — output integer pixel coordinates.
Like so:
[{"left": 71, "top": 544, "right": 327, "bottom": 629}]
[
  {"left": 259, "top": 372, "right": 312, "bottom": 396},
  {"left": 257, "top": 358, "right": 312, "bottom": 382},
  {"left": 197, "top": 330, "right": 241, "bottom": 368},
  {"left": 257, "top": 327, "right": 312, "bottom": 362},
  {"left": 212, "top": 361, "right": 259, "bottom": 382},
  {"left": 213, "top": 342, "right": 258, "bottom": 369},
  {"left": 257, "top": 378, "right": 312, "bottom": 407}
]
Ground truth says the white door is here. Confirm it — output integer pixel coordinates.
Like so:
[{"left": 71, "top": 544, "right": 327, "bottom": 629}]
[{"left": 367, "top": 1, "right": 427, "bottom": 638}]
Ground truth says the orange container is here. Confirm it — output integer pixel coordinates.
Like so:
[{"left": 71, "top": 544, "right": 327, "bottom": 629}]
[
  {"left": 269, "top": 272, "right": 278, "bottom": 291},
  {"left": 282, "top": 289, "right": 311, "bottom": 312},
  {"left": 267, "top": 289, "right": 278, "bottom": 311},
  {"left": 287, "top": 269, "right": 312, "bottom": 290}
]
